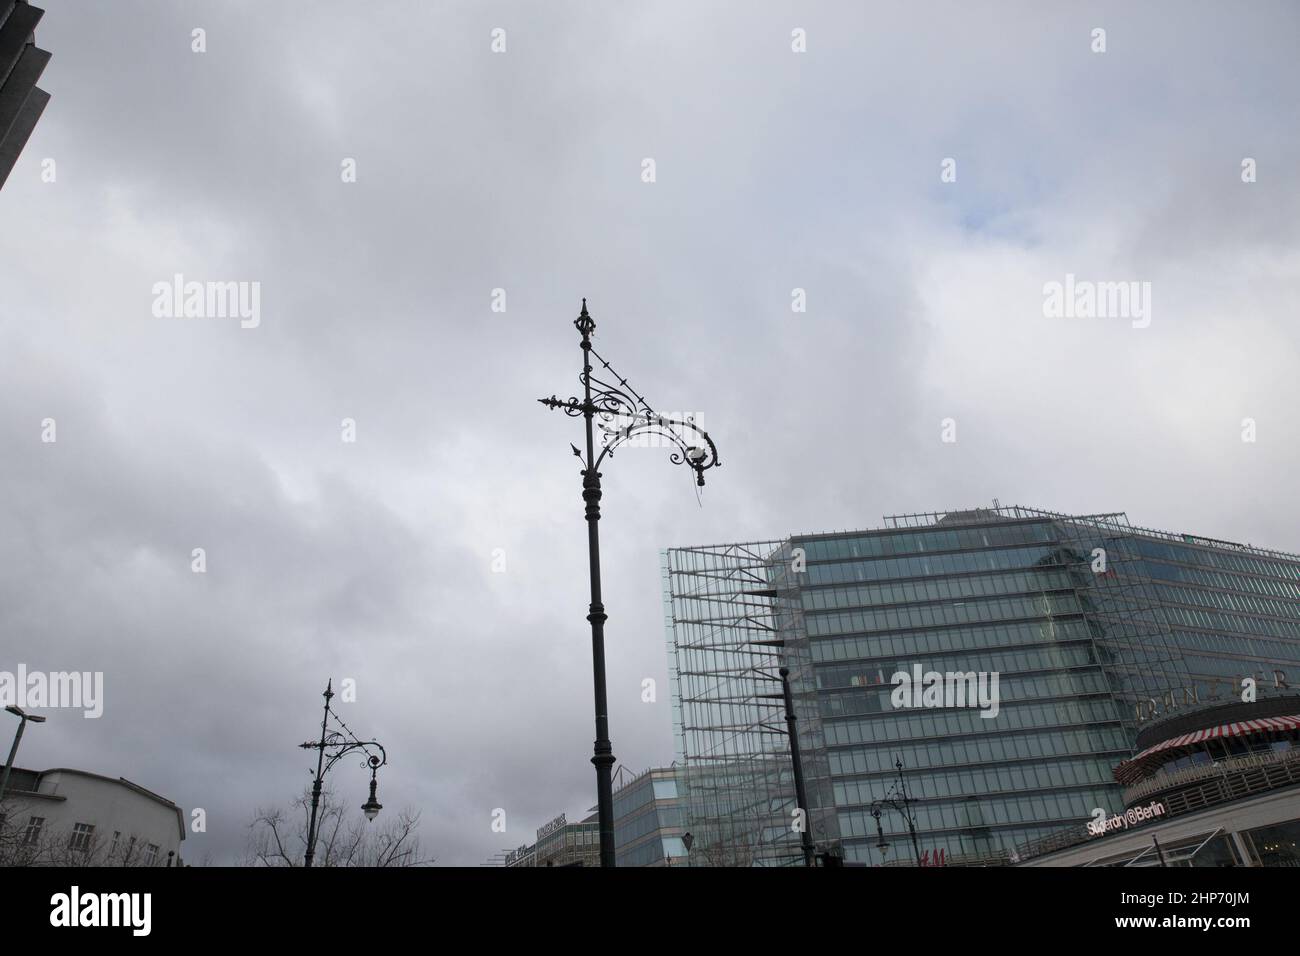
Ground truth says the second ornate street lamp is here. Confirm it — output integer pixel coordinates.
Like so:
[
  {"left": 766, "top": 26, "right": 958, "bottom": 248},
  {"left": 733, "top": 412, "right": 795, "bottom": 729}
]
[
  {"left": 870, "top": 757, "right": 923, "bottom": 867},
  {"left": 540, "top": 299, "right": 720, "bottom": 868},
  {"left": 299, "top": 680, "right": 388, "bottom": 868}
]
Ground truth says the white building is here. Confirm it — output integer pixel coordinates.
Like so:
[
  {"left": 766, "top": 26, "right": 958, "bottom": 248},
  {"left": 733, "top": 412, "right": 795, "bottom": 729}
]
[{"left": 0, "top": 766, "right": 185, "bottom": 866}]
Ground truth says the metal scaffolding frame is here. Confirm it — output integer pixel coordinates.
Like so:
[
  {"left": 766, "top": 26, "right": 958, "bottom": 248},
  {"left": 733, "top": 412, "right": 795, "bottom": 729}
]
[
  {"left": 663, "top": 504, "right": 1297, "bottom": 866},
  {"left": 1050, "top": 515, "right": 1191, "bottom": 733},
  {"left": 884, "top": 505, "right": 1192, "bottom": 732},
  {"left": 663, "top": 541, "right": 838, "bottom": 866}
]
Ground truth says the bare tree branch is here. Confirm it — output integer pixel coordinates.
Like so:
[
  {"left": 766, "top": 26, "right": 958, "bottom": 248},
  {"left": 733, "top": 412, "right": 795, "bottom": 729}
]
[{"left": 244, "top": 787, "right": 435, "bottom": 867}]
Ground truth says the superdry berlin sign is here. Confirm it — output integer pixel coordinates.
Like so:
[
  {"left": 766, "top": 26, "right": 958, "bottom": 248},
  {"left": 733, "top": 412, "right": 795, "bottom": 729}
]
[{"left": 1086, "top": 801, "right": 1166, "bottom": 838}]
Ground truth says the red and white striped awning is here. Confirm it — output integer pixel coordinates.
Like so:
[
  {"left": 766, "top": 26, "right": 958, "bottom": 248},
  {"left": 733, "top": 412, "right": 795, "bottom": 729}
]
[{"left": 1115, "top": 715, "right": 1300, "bottom": 784}]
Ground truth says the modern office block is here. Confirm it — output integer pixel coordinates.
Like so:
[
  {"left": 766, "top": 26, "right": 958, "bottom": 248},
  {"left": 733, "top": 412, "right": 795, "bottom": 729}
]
[{"left": 663, "top": 505, "right": 1300, "bottom": 865}]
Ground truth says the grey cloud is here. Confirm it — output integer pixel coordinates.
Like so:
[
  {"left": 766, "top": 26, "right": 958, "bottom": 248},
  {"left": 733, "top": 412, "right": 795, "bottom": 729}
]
[{"left": 0, "top": 0, "right": 1296, "bottom": 864}]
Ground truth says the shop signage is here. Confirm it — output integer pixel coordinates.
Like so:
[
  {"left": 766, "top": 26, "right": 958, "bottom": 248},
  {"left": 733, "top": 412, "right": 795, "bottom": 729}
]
[
  {"left": 1135, "top": 670, "right": 1289, "bottom": 722},
  {"left": 537, "top": 813, "right": 567, "bottom": 841},
  {"left": 1086, "top": 801, "right": 1166, "bottom": 837}
]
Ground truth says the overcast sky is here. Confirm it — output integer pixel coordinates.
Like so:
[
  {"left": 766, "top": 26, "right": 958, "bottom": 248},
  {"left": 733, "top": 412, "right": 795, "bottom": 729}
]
[{"left": 1, "top": 1, "right": 1297, "bottom": 866}]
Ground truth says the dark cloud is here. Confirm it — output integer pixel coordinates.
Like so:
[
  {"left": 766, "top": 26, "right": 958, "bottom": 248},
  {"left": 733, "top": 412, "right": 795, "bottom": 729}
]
[{"left": 0, "top": 0, "right": 1296, "bottom": 864}]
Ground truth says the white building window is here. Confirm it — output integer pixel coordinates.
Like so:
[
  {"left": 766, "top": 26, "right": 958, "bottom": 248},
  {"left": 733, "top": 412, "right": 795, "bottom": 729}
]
[
  {"left": 69, "top": 822, "right": 96, "bottom": 852},
  {"left": 23, "top": 816, "right": 44, "bottom": 845},
  {"left": 144, "top": 843, "right": 159, "bottom": 866}
]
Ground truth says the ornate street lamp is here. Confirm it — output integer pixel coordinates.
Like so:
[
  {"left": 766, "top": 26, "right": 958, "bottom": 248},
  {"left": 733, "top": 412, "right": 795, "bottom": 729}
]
[
  {"left": 870, "top": 757, "right": 922, "bottom": 866},
  {"left": 539, "top": 299, "right": 720, "bottom": 868},
  {"left": 298, "top": 680, "right": 388, "bottom": 867},
  {"left": 361, "top": 756, "right": 383, "bottom": 822}
]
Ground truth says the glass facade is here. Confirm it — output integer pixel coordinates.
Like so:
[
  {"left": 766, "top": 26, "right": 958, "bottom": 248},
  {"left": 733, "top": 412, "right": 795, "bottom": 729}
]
[
  {"left": 612, "top": 767, "right": 689, "bottom": 867},
  {"left": 504, "top": 816, "right": 600, "bottom": 867},
  {"left": 664, "top": 506, "right": 1300, "bottom": 866},
  {"left": 1244, "top": 820, "right": 1300, "bottom": 866},
  {"left": 499, "top": 767, "right": 687, "bottom": 867}
]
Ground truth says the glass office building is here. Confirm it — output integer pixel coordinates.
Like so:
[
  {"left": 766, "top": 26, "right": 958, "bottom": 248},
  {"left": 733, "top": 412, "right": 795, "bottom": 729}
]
[
  {"left": 612, "top": 766, "right": 689, "bottom": 867},
  {"left": 496, "top": 766, "right": 687, "bottom": 867},
  {"left": 663, "top": 505, "right": 1300, "bottom": 866},
  {"left": 502, "top": 813, "right": 600, "bottom": 867}
]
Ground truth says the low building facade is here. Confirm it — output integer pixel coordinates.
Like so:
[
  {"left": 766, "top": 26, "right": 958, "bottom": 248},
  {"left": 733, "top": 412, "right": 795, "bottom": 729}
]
[
  {"left": 1018, "top": 697, "right": 1300, "bottom": 866},
  {"left": 499, "top": 765, "right": 688, "bottom": 867},
  {"left": 0, "top": 767, "right": 186, "bottom": 866}
]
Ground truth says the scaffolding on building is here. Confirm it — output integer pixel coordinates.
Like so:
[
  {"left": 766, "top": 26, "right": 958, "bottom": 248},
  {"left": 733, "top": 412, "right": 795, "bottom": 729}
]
[
  {"left": 1051, "top": 514, "right": 1192, "bottom": 731},
  {"left": 662, "top": 503, "right": 1282, "bottom": 865},
  {"left": 663, "top": 540, "right": 838, "bottom": 866},
  {"left": 885, "top": 504, "right": 1192, "bottom": 732}
]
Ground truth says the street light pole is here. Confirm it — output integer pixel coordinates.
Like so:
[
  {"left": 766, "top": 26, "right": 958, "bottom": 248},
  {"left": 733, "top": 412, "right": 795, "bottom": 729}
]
[
  {"left": 871, "top": 757, "right": 923, "bottom": 866},
  {"left": 0, "top": 705, "right": 47, "bottom": 803},
  {"left": 779, "top": 667, "right": 816, "bottom": 867},
  {"left": 576, "top": 314, "right": 615, "bottom": 871},
  {"left": 303, "top": 681, "right": 332, "bottom": 869},
  {"left": 299, "top": 680, "right": 388, "bottom": 868},
  {"left": 540, "top": 299, "right": 720, "bottom": 868},
  {"left": 895, "top": 757, "right": 922, "bottom": 866}
]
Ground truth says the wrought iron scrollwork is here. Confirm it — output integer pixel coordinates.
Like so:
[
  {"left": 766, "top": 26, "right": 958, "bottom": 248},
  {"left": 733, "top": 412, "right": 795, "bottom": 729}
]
[
  {"left": 538, "top": 300, "right": 720, "bottom": 486},
  {"left": 309, "top": 731, "right": 387, "bottom": 776}
]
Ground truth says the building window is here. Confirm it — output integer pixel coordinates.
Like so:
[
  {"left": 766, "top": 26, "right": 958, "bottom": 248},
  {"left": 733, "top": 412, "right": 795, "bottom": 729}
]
[
  {"left": 144, "top": 843, "right": 160, "bottom": 866},
  {"left": 1244, "top": 820, "right": 1300, "bottom": 866},
  {"left": 69, "top": 822, "right": 96, "bottom": 852},
  {"left": 110, "top": 831, "right": 121, "bottom": 858},
  {"left": 23, "top": 816, "right": 45, "bottom": 845},
  {"left": 653, "top": 779, "right": 679, "bottom": 800}
]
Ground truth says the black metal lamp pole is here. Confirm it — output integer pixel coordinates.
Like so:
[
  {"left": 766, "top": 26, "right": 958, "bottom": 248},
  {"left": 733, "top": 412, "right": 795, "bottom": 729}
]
[
  {"left": 540, "top": 299, "right": 720, "bottom": 868},
  {"left": 299, "top": 679, "right": 388, "bottom": 868},
  {"left": 871, "top": 757, "right": 922, "bottom": 866},
  {"left": 895, "top": 757, "right": 922, "bottom": 865},
  {"left": 0, "top": 705, "right": 46, "bottom": 802},
  {"left": 779, "top": 667, "right": 816, "bottom": 867},
  {"left": 303, "top": 681, "right": 332, "bottom": 868}
]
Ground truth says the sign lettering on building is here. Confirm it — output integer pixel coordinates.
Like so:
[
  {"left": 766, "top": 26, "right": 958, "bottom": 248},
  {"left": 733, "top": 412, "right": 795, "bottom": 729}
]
[
  {"left": 1134, "top": 670, "right": 1289, "bottom": 723},
  {"left": 1085, "top": 801, "right": 1166, "bottom": 837},
  {"left": 504, "top": 844, "right": 529, "bottom": 866},
  {"left": 537, "top": 813, "right": 567, "bottom": 841}
]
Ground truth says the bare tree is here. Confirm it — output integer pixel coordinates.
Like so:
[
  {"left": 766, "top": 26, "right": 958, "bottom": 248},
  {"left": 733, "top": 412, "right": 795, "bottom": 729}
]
[
  {"left": 245, "top": 785, "right": 434, "bottom": 867},
  {"left": 695, "top": 835, "right": 756, "bottom": 867}
]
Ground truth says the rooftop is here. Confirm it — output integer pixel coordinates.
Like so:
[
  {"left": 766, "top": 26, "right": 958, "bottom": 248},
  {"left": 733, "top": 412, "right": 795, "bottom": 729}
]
[{"left": 669, "top": 503, "right": 1300, "bottom": 564}]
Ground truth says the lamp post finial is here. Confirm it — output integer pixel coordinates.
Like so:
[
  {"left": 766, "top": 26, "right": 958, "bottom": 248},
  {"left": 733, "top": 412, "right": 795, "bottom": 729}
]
[{"left": 575, "top": 298, "right": 595, "bottom": 337}]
